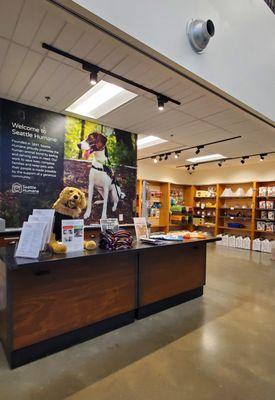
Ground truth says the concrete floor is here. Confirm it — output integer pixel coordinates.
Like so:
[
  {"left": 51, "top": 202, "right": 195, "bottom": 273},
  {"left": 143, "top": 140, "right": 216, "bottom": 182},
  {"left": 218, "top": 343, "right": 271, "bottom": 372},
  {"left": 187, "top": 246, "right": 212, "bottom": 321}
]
[{"left": 1, "top": 244, "right": 275, "bottom": 400}]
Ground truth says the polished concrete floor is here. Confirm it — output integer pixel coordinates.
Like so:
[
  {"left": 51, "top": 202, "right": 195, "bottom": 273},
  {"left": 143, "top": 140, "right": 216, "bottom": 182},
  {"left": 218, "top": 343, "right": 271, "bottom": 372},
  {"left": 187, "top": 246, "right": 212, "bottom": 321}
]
[{"left": 1, "top": 244, "right": 275, "bottom": 400}]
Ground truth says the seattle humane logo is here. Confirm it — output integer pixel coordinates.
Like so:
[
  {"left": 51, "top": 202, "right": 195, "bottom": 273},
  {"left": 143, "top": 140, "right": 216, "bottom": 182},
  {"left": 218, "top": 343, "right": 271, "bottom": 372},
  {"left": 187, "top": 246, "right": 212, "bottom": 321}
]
[{"left": 12, "top": 182, "right": 23, "bottom": 193}]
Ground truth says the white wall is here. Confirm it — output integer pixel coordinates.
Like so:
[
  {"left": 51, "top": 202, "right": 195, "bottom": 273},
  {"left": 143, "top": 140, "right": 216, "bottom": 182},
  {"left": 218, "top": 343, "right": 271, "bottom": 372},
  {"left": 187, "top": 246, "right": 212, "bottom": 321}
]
[
  {"left": 138, "top": 159, "right": 275, "bottom": 185},
  {"left": 72, "top": 0, "right": 275, "bottom": 122}
]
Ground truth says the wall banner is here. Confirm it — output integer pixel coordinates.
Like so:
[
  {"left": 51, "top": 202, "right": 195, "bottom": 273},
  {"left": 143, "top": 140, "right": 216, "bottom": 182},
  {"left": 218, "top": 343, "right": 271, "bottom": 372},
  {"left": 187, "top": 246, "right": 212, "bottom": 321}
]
[{"left": 0, "top": 99, "right": 137, "bottom": 227}]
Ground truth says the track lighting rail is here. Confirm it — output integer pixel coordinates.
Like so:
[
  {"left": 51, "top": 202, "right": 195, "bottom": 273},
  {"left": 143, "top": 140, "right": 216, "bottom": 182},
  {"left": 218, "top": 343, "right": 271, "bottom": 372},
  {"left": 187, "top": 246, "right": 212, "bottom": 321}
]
[
  {"left": 138, "top": 136, "right": 241, "bottom": 161},
  {"left": 42, "top": 43, "right": 181, "bottom": 107}
]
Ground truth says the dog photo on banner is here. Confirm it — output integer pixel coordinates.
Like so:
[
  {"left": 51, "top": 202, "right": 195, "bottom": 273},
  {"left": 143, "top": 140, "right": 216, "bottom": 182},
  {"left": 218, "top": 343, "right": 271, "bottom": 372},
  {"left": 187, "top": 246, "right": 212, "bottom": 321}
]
[{"left": 64, "top": 116, "right": 137, "bottom": 224}]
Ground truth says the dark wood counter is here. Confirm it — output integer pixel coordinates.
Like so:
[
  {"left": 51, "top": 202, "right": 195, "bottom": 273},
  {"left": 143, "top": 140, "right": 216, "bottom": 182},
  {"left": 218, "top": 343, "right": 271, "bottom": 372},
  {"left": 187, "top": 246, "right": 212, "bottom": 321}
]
[{"left": 0, "top": 237, "right": 219, "bottom": 368}]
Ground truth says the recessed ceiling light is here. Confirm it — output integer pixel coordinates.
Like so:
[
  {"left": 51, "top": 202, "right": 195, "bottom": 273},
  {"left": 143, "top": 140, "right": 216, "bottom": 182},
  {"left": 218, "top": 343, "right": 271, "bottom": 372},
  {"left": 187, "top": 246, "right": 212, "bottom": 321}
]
[
  {"left": 187, "top": 154, "right": 226, "bottom": 163},
  {"left": 137, "top": 135, "right": 167, "bottom": 150},
  {"left": 66, "top": 80, "right": 137, "bottom": 119}
]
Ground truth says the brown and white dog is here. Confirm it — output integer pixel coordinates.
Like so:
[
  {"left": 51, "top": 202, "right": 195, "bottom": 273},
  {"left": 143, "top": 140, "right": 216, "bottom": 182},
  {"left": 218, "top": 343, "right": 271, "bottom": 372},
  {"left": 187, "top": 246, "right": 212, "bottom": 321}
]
[{"left": 77, "top": 132, "right": 125, "bottom": 220}]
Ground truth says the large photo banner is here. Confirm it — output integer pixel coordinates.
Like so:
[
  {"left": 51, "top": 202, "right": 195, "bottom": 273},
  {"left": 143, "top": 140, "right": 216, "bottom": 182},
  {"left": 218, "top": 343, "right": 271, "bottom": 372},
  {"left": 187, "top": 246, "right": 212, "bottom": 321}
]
[
  {"left": 64, "top": 116, "right": 137, "bottom": 225},
  {"left": 0, "top": 99, "right": 137, "bottom": 227}
]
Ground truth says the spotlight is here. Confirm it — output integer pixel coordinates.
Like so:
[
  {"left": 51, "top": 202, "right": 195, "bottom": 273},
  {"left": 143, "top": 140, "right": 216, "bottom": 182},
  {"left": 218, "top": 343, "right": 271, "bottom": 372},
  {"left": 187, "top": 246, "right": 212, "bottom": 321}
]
[
  {"left": 195, "top": 145, "right": 204, "bottom": 155},
  {"left": 174, "top": 151, "right": 180, "bottom": 159},
  {"left": 241, "top": 158, "right": 245, "bottom": 164},
  {"left": 153, "top": 157, "right": 158, "bottom": 164},
  {"left": 164, "top": 154, "right": 169, "bottom": 160},
  {"left": 192, "top": 165, "right": 196, "bottom": 170},
  {"left": 187, "top": 165, "right": 191, "bottom": 171},
  {"left": 218, "top": 161, "right": 223, "bottom": 167},
  {"left": 159, "top": 155, "right": 163, "bottom": 162},
  {"left": 90, "top": 69, "right": 98, "bottom": 85},
  {"left": 157, "top": 96, "right": 168, "bottom": 111},
  {"left": 260, "top": 153, "right": 267, "bottom": 161}
]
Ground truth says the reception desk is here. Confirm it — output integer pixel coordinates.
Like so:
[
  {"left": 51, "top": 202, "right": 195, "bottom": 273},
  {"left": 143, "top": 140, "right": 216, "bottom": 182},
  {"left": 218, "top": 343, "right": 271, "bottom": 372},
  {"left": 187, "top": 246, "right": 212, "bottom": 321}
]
[{"left": 0, "top": 237, "right": 218, "bottom": 368}]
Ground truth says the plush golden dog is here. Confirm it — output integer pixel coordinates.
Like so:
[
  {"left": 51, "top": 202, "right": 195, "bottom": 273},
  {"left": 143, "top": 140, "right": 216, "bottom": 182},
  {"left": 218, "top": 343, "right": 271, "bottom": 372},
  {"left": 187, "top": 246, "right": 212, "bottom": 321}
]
[{"left": 49, "top": 186, "right": 96, "bottom": 253}]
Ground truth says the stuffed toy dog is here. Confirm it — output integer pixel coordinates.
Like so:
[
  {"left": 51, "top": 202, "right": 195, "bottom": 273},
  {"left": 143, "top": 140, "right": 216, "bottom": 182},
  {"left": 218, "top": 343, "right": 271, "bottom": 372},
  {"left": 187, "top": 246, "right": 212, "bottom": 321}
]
[{"left": 49, "top": 186, "right": 96, "bottom": 253}]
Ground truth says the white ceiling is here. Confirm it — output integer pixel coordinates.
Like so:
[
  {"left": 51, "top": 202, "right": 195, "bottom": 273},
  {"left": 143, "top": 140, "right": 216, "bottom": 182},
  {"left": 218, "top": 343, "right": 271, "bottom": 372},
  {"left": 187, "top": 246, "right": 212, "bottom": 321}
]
[{"left": 0, "top": 0, "right": 274, "bottom": 170}]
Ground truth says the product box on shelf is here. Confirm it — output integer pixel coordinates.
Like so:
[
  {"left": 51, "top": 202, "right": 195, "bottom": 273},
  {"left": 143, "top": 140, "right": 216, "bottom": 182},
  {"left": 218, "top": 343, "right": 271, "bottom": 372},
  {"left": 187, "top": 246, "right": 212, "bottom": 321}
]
[
  {"left": 261, "top": 211, "right": 268, "bottom": 220},
  {"left": 257, "top": 221, "right": 266, "bottom": 231},
  {"left": 261, "top": 239, "right": 271, "bottom": 253},
  {"left": 259, "top": 201, "right": 266, "bottom": 209},
  {"left": 266, "top": 200, "right": 274, "bottom": 209},
  {"left": 259, "top": 186, "right": 267, "bottom": 197},
  {"left": 222, "top": 235, "right": 229, "bottom": 246},
  {"left": 195, "top": 190, "right": 209, "bottom": 198},
  {"left": 228, "top": 235, "right": 236, "bottom": 248},
  {"left": 252, "top": 238, "right": 262, "bottom": 251},
  {"left": 265, "top": 222, "right": 274, "bottom": 232},
  {"left": 235, "top": 236, "right": 243, "bottom": 249},
  {"left": 267, "top": 186, "right": 275, "bottom": 197},
  {"left": 242, "top": 237, "right": 251, "bottom": 250},
  {"left": 268, "top": 211, "right": 275, "bottom": 220}
]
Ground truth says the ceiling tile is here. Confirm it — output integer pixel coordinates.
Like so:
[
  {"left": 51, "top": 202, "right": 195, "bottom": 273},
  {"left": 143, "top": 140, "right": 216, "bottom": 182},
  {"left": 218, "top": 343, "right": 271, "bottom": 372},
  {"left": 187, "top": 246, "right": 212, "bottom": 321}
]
[
  {"left": 0, "top": 0, "right": 23, "bottom": 39},
  {"left": 0, "top": 42, "right": 28, "bottom": 94}
]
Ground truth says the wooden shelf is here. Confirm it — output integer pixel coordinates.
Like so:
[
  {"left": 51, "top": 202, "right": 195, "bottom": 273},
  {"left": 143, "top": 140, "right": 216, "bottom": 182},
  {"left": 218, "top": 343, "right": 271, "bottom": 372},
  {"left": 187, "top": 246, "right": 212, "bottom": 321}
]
[
  {"left": 255, "top": 230, "right": 275, "bottom": 234},
  {"left": 218, "top": 226, "right": 251, "bottom": 232},
  {"left": 220, "top": 196, "right": 252, "bottom": 199}
]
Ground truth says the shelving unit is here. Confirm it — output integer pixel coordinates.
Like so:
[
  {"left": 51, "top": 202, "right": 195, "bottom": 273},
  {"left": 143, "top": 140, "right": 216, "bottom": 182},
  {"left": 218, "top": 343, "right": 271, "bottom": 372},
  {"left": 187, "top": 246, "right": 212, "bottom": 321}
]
[
  {"left": 191, "top": 184, "right": 217, "bottom": 235},
  {"left": 217, "top": 182, "right": 254, "bottom": 241},
  {"left": 135, "top": 179, "right": 275, "bottom": 248},
  {"left": 253, "top": 181, "right": 275, "bottom": 241}
]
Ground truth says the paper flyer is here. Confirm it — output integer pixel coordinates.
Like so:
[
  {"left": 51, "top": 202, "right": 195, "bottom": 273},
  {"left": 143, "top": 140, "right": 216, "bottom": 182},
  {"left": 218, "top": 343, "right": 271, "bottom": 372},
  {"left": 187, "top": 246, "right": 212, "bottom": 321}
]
[
  {"left": 15, "top": 221, "right": 48, "bottom": 259},
  {"left": 133, "top": 217, "right": 149, "bottom": 241},
  {"left": 61, "top": 219, "right": 84, "bottom": 252}
]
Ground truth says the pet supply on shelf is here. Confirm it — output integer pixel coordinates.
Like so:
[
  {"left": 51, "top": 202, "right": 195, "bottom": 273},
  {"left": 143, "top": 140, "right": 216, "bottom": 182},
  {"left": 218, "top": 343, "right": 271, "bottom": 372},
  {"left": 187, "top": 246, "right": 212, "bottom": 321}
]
[
  {"left": 266, "top": 201, "right": 274, "bottom": 209},
  {"left": 235, "top": 236, "right": 244, "bottom": 249},
  {"left": 261, "top": 239, "right": 271, "bottom": 253},
  {"left": 253, "top": 238, "right": 262, "bottom": 251},
  {"left": 259, "top": 201, "right": 266, "bottom": 209},
  {"left": 195, "top": 190, "right": 209, "bottom": 198},
  {"left": 267, "top": 186, "right": 275, "bottom": 197},
  {"left": 257, "top": 221, "right": 266, "bottom": 231},
  {"left": 234, "top": 187, "right": 246, "bottom": 197},
  {"left": 265, "top": 222, "right": 274, "bottom": 232},
  {"left": 242, "top": 237, "right": 251, "bottom": 250},
  {"left": 245, "top": 187, "right": 253, "bottom": 197},
  {"left": 261, "top": 211, "right": 268, "bottom": 219},
  {"left": 227, "top": 222, "right": 244, "bottom": 228},
  {"left": 221, "top": 188, "right": 233, "bottom": 197},
  {"left": 228, "top": 235, "right": 236, "bottom": 248},
  {"left": 259, "top": 187, "right": 267, "bottom": 197},
  {"left": 268, "top": 211, "right": 275, "bottom": 220},
  {"left": 222, "top": 235, "right": 229, "bottom": 246}
]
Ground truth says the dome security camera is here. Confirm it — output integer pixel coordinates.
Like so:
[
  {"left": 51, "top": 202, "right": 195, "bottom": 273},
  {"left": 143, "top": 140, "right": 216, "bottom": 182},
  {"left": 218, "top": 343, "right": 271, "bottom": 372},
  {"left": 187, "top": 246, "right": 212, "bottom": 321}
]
[{"left": 187, "top": 19, "right": 215, "bottom": 52}]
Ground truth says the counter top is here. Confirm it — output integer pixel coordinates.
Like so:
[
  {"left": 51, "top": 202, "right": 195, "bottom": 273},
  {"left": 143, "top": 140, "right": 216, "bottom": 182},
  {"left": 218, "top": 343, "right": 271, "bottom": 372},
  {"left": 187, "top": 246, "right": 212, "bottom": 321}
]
[{"left": 0, "top": 236, "right": 219, "bottom": 271}]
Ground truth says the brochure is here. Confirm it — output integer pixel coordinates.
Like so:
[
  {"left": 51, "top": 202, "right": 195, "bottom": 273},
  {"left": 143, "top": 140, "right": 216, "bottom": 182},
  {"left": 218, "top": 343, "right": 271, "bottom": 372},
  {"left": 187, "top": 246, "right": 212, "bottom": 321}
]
[
  {"left": 15, "top": 221, "right": 48, "bottom": 259},
  {"left": 133, "top": 217, "right": 149, "bottom": 241},
  {"left": 32, "top": 209, "right": 55, "bottom": 244},
  {"left": 61, "top": 219, "right": 84, "bottom": 252},
  {"left": 28, "top": 214, "right": 52, "bottom": 250}
]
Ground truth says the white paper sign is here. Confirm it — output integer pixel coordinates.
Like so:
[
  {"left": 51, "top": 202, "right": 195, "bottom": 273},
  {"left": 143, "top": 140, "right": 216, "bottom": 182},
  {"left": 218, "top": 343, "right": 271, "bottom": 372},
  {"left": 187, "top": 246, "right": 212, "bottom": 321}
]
[
  {"left": 61, "top": 219, "right": 84, "bottom": 252},
  {"left": 15, "top": 221, "right": 48, "bottom": 259},
  {"left": 100, "top": 218, "right": 119, "bottom": 232},
  {"left": 133, "top": 217, "right": 149, "bottom": 241}
]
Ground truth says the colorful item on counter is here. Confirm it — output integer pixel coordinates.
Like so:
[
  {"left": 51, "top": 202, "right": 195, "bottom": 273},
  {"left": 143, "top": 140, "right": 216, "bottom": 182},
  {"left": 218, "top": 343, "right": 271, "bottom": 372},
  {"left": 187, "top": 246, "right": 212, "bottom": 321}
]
[{"left": 99, "top": 229, "right": 133, "bottom": 251}]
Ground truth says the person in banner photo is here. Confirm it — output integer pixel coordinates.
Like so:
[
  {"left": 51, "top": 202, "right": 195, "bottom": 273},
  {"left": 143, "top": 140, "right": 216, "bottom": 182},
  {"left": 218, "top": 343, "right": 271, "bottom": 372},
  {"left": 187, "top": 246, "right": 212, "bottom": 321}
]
[{"left": 64, "top": 116, "right": 137, "bottom": 224}]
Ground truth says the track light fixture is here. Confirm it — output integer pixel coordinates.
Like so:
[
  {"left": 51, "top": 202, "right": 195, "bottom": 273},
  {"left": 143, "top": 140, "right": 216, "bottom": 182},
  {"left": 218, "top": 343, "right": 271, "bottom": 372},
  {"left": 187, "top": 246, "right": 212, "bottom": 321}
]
[
  {"left": 153, "top": 157, "right": 158, "bottom": 164},
  {"left": 187, "top": 165, "right": 191, "bottom": 171},
  {"left": 192, "top": 165, "right": 196, "bottom": 170},
  {"left": 177, "top": 151, "right": 275, "bottom": 169},
  {"left": 157, "top": 96, "right": 168, "bottom": 111},
  {"left": 90, "top": 68, "right": 99, "bottom": 85},
  {"left": 174, "top": 151, "right": 180, "bottom": 159},
  {"left": 260, "top": 153, "right": 267, "bottom": 161},
  {"left": 159, "top": 155, "right": 163, "bottom": 162},
  {"left": 164, "top": 153, "right": 169, "bottom": 160},
  {"left": 195, "top": 145, "right": 204, "bottom": 155}
]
